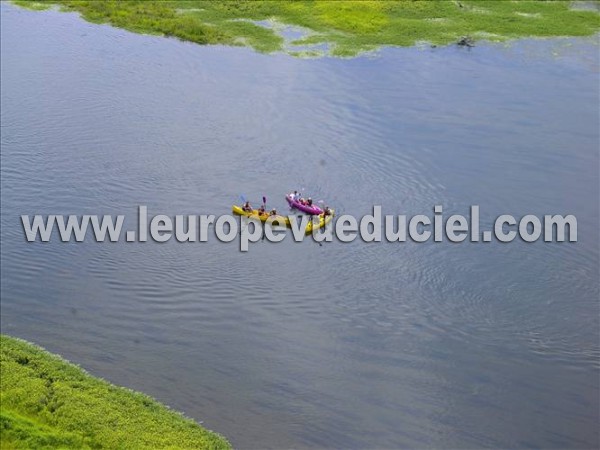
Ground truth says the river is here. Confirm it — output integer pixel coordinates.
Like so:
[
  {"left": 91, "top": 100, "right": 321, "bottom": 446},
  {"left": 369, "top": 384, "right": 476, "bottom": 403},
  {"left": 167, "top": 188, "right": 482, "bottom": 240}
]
[{"left": 1, "top": 3, "right": 598, "bottom": 448}]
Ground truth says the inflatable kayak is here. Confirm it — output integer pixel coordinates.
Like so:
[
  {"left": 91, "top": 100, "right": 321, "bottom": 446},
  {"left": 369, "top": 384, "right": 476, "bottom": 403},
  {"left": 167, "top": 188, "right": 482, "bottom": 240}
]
[
  {"left": 285, "top": 194, "right": 323, "bottom": 215},
  {"left": 232, "top": 205, "right": 291, "bottom": 227},
  {"left": 305, "top": 209, "right": 335, "bottom": 235}
]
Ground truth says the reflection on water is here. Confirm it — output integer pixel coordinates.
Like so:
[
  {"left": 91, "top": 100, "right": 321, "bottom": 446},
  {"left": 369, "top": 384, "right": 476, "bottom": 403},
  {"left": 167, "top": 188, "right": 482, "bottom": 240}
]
[{"left": 1, "top": 4, "right": 598, "bottom": 448}]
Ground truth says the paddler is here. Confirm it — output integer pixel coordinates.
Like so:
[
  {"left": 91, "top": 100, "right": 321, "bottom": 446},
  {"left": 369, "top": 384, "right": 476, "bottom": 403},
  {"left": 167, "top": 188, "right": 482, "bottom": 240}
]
[{"left": 242, "top": 201, "right": 252, "bottom": 212}]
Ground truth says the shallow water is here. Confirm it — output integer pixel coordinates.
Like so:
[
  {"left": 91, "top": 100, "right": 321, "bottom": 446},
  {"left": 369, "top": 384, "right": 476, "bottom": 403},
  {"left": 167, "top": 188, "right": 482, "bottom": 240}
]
[{"left": 1, "top": 3, "right": 598, "bottom": 448}]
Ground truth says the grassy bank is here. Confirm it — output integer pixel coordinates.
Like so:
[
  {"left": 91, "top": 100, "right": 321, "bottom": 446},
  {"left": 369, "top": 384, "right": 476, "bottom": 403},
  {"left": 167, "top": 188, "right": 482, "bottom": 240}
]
[
  {"left": 0, "top": 334, "right": 230, "bottom": 449},
  {"left": 12, "top": 1, "right": 600, "bottom": 57}
]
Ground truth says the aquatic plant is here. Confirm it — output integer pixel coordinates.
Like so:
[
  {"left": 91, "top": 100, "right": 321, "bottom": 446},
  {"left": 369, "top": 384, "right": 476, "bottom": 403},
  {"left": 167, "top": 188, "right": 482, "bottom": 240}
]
[
  {"left": 0, "top": 334, "right": 230, "bottom": 449},
  {"left": 12, "top": 1, "right": 600, "bottom": 57}
]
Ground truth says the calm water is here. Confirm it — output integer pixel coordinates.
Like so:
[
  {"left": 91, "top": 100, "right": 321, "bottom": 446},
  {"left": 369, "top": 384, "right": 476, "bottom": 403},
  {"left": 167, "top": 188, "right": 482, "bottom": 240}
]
[{"left": 1, "top": 4, "right": 598, "bottom": 449}]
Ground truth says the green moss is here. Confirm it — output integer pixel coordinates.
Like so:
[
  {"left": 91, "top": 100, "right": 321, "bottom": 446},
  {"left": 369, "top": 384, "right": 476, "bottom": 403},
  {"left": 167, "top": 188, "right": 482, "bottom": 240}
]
[
  {"left": 0, "top": 334, "right": 230, "bottom": 449},
  {"left": 11, "top": 0, "right": 52, "bottom": 11},
  {"left": 10, "top": 1, "right": 600, "bottom": 57}
]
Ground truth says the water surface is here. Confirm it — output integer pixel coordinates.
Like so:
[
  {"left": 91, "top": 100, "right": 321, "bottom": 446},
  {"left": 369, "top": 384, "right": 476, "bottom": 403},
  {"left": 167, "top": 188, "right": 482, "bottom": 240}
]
[{"left": 1, "top": 4, "right": 598, "bottom": 448}]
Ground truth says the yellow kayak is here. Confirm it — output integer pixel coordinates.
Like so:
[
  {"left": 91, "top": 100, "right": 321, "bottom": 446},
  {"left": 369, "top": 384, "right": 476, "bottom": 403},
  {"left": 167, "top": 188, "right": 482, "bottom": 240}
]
[
  {"left": 232, "top": 205, "right": 291, "bottom": 227},
  {"left": 232, "top": 205, "right": 334, "bottom": 234},
  {"left": 305, "top": 209, "right": 335, "bottom": 235}
]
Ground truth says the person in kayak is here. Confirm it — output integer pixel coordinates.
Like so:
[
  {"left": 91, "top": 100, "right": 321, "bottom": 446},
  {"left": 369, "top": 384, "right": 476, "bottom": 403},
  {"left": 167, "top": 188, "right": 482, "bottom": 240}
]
[
  {"left": 323, "top": 206, "right": 332, "bottom": 216},
  {"left": 242, "top": 201, "right": 252, "bottom": 212},
  {"left": 269, "top": 208, "right": 278, "bottom": 216},
  {"left": 257, "top": 205, "right": 266, "bottom": 215},
  {"left": 307, "top": 198, "right": 313, "bottom": 206},
  {"left": 289, "top": 190, "right": 300, "bottom": 201}
]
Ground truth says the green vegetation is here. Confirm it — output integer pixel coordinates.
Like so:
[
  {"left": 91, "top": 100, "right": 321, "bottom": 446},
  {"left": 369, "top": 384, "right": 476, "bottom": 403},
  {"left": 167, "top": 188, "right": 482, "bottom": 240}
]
[
  {"left": 11, "top": 0, "right": 600, "bottom": 57},
  {"left": 0, "top": 334, "right": 230, "bottom": 449}
]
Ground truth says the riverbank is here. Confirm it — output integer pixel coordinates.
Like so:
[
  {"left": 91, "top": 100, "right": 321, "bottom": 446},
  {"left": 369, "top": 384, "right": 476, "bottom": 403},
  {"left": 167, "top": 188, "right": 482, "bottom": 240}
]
[
  {"left": 12, "top": 1, "right": 600, "bottom": 57},
  {"left": 0, "top": 335, "right": 230, "bottom": 449}
]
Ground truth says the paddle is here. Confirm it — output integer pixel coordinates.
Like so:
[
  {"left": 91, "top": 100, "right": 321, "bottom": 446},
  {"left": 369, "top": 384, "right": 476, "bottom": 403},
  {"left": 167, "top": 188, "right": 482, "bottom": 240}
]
[
  {"left": 238, "top": 194, "right": 251, "bottom": 235},
  {"left": 240, "top": 194, "right": 246, "bottom": 210},
  {"left": 300, "top": 187, "right": 306, "bottom": 202},
  {"left": 261, "top": 196, "right": 267, "bottom": 240}
]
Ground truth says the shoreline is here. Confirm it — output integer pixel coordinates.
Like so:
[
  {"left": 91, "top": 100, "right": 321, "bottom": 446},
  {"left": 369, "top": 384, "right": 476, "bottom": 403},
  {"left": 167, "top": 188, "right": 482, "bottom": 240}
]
[
  {"left": 0, "top": 334, "right": 231, "bottom": 449},
  {"left": 11, "top": 1, "right": 600, "bottom": 58}
]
